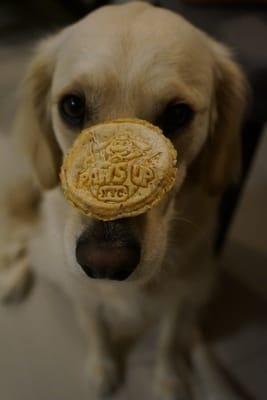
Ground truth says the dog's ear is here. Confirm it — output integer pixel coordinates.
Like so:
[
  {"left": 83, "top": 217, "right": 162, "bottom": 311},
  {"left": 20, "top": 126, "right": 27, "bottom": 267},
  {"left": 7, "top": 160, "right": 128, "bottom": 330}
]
[
  {"left": 14, "top": 36, "right": 62, "bottom": 190},
  {"left": 203, "top": 42, "right": 248, "bottom": 195}
]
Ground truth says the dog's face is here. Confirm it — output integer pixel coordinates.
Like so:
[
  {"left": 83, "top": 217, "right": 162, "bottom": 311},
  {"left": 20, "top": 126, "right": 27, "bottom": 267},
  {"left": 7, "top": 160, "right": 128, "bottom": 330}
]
[{"left": 15, "top": 2, "right": 247, "bottom": 284}]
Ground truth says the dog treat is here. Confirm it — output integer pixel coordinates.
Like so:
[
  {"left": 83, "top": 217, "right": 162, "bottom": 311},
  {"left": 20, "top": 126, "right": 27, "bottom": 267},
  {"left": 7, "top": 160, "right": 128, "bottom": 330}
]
[{"left": 60, "top": 119, "right": 177, "bottom": 220}]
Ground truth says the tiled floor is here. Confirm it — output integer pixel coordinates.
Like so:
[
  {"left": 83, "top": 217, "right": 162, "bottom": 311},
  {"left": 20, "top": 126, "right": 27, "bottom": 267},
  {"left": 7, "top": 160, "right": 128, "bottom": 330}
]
[{"left": 0, "top": 2, "right": 266, "bottom": 400}]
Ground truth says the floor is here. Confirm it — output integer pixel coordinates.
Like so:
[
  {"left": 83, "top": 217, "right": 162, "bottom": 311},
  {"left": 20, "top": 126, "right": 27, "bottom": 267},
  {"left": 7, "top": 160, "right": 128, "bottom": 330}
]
[{"left": 0, "top": 2, "right": 266, "bottom": 400}]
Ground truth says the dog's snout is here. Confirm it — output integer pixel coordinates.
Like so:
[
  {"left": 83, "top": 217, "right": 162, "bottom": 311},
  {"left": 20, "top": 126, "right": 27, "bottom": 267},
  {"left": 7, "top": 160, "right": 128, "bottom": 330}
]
[{"left": 76, "top": 220, "right": 141, "bottom": 281}]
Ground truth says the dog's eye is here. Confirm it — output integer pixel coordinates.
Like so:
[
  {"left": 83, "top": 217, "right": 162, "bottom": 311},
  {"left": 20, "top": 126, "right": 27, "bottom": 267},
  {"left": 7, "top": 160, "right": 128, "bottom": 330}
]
[
  {"left": 59, "top": 94, "right": 85, "bottom": 127},
  {"left": 157, "top": 102, "right": 194, "bottom": 136}
]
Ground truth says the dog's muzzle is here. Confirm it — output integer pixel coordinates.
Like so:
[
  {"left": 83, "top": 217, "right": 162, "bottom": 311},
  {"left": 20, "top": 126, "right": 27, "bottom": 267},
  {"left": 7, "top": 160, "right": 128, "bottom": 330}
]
[{"left": 75, "top": 219, "right": 141, "bottom": 281}]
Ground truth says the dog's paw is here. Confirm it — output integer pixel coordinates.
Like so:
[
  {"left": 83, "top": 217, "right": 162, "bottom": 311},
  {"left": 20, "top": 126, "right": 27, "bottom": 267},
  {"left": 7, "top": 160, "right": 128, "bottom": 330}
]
[
  {"left": 86, "top": 355, "right": 119, "bottom": 399},
  {"left": 0, "top": 240, "right": 34, "bottom": 304},
  {"left": 154, "top": 364, "right": 192, "bottom": 400}
]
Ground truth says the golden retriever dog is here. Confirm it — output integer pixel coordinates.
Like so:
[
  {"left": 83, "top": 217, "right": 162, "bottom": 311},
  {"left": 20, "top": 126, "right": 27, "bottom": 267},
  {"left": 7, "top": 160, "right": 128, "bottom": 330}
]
[{"left": 0, "top": 2, "right": 247, "bottom": 399}]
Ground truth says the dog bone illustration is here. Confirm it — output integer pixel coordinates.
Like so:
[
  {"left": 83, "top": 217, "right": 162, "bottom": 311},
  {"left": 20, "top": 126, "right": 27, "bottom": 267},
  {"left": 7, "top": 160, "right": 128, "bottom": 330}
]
[{"left": 60, "top": 119, "right": 177, "bottom": 221}]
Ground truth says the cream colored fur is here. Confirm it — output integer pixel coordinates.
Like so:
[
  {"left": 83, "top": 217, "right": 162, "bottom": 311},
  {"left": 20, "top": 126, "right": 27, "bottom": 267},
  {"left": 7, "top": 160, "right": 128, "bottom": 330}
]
[{"left": 0, "top": 2, "right": 247, "bottom": 399}]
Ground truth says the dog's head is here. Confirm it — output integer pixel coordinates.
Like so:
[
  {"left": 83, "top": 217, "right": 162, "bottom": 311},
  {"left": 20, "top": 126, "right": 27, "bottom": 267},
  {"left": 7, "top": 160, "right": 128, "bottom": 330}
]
[{"left": 15, "top": 2, "right": 247, "bottom": 284}]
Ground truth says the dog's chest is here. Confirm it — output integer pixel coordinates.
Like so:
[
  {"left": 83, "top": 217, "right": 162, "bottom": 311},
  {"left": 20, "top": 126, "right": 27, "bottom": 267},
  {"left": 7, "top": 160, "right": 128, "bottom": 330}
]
[{"left": 85, "top": 282, "right": 167, "bottom": 334}]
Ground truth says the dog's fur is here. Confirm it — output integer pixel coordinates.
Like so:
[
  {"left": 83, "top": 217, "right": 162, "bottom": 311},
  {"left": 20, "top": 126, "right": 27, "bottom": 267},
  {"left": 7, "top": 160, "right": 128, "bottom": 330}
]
[{"left": 0, "top": 2, "right": 247, "bottom": 398}]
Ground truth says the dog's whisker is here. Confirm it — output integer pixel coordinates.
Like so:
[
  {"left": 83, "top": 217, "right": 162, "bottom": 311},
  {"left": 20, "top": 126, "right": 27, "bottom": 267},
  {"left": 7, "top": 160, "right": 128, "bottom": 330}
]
[{"left": 172, "top": 214, "right": 200, "bottom": 231}]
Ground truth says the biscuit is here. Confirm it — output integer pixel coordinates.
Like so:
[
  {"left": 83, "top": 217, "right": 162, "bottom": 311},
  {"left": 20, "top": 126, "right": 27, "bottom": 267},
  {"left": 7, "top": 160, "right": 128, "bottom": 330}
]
[{"left": 60, "top": 119, "right": 177, "bottom": 220}]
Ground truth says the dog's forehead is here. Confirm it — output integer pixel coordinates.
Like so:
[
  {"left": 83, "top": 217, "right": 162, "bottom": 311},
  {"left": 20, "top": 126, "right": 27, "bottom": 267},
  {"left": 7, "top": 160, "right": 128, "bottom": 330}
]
[{"left": 52, "top": 3, "right": 214, "bottom": 106}]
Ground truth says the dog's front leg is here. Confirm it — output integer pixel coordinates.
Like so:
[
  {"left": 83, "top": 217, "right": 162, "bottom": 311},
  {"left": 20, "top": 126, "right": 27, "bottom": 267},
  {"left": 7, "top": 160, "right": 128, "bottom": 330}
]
[
  {"left": 76, "top": 302, "right": 119, "bottom": 398},
  {"left": 0, "top": 180, "right": 39, "bottom": 303},
  {"left": 154, "top": 306, "right": 193, "bottom": 400}
]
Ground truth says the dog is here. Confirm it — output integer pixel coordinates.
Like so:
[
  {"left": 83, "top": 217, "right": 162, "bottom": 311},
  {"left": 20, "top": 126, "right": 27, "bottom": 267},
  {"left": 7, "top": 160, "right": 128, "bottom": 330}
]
[{"left": 0, "top": 2, "right": 247, "bottom": 399}]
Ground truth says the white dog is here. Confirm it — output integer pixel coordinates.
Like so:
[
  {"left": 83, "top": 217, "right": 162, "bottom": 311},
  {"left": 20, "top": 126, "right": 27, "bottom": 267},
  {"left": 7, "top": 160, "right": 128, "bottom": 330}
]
[{"left": 0, "top": 2, "right": 247, "bottom": 399}]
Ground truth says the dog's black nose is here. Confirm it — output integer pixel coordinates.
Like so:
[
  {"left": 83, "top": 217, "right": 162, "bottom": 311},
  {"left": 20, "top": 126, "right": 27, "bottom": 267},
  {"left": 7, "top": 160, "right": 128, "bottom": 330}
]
[{"left": 75, "top": 220, "right": 141, "bottom": 281}]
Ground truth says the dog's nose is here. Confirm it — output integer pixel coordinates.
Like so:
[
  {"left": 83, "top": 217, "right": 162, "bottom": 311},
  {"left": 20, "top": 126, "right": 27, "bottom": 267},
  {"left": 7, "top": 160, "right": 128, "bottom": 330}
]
[{"left": 75, "top": 220, "right": 141, "bottom": 280}]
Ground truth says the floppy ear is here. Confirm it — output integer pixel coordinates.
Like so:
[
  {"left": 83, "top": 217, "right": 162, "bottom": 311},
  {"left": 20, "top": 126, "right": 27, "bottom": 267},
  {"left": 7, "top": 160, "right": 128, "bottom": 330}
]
[
  {"left": 14, "top": 36, "right": 62, "bottom": 190},
  {"left": 203, "top": 43, "right": 248, "bottom": 195}
]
